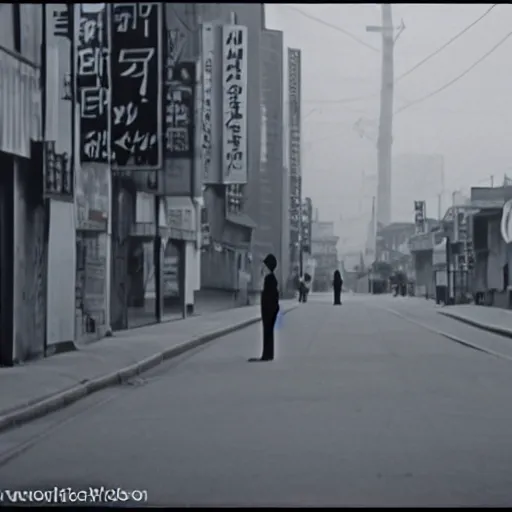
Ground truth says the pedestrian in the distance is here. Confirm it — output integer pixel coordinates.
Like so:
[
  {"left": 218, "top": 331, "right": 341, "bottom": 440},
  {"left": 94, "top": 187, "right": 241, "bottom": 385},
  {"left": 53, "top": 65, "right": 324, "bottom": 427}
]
[
  {"left": 333, "top": 270, "right": 343, "bottom": 305},
  {"left": 297, "top": 275, "right": 304, "bottom": 303},
  {"left": 303, "top": 273, "right": 311, "bottom": 302},
  {"left": 249, "top": 253, "right": 280, "bottom": 362}
]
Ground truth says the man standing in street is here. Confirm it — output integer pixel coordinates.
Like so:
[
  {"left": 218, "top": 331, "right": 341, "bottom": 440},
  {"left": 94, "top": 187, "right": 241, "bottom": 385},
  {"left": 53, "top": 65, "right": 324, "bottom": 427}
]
[{"left": 249, "top": 254, "right": 280, "bottom": 362}]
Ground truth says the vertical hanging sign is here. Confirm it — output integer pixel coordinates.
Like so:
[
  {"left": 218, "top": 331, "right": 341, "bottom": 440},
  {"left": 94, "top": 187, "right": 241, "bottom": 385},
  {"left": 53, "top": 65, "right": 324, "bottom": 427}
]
[
  {"left": 221, "top": 25, "right": 248, "bottom": 185},
  {"left": 165, "top": 61, "right": 196, "bottom": 159},
  {"left": 110, "top": 3, "right": 163, "bottom": 170},
  {"left": 76, "top": 4, "right": 110, "bottom": 164},
  {"left": 414, "top": 200, "right": 426, "bottom": 233},
  {"left": 201, "top": 23, "right": 215, "bottom": 184},
  {"left": 288, "top": 48, "right": 302, "bottom": 269}
]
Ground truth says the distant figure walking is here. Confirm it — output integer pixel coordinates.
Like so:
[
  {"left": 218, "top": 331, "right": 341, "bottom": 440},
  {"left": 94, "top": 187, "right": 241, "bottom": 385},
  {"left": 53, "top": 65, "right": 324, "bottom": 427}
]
[
  {"left": 333, "top": 270, "right": 343, "bottom": 305},
  {"left": 250, "top": 253, "right": 280, "bottom": 362},
  {"left": 298, "top": 273, "right": 311, "bottom": 303}
]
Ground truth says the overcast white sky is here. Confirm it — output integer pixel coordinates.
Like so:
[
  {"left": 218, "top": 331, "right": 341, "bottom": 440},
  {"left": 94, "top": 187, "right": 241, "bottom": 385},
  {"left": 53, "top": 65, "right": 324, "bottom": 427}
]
[{"left": 265, "top": 3, "right": 512, "bottom": 250}]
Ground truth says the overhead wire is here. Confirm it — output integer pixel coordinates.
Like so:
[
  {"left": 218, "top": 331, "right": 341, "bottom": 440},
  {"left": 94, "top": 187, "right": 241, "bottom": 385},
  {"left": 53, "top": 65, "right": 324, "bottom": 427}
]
[
  {"left": 301, "top": 5, "right": 500, "bottom": 110},
  {"left": 394, "top": 29, "right": 512, "bottom": 116},
  {"left": 282, "top": 5, "right": 380, "bottom": 53},
  {"left": 394, "top": 4, "right": 497, "bottom": 83}
]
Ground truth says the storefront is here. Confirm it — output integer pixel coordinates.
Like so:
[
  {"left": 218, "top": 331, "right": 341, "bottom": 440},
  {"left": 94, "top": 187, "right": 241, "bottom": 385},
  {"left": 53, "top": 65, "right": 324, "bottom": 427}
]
[
  {"left": 162, "top": 197, "right": 197, "bottom": 319},
  {"left": 433, "top": 236, "right": 452, "bottom": 304},
  {"left": 75, "top": 164, "right": 110, "bottom": 341}
]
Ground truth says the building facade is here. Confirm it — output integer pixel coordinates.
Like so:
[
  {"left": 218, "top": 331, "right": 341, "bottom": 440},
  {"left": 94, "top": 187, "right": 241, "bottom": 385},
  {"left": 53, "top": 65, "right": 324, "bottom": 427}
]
[
  {"left": 259, "top": 28, "right": 289, "bottom": 292},
  {"left": 174, "top": 3, "right": 265, "bottom": 303},
  {"left": 311, "top": 220, "right": 339, "bottom": 291},
  {"left": 392, "top": 153, "right": 445, "bottom": 223},
  {"left": 0, "top": 5, "right": 44, "bottom": 365}
]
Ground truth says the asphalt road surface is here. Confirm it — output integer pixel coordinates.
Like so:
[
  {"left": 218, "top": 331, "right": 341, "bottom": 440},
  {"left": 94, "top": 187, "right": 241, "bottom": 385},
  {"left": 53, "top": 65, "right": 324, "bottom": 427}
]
[{"left": 1, "top": 294, "right": 512, "bottom": 507}]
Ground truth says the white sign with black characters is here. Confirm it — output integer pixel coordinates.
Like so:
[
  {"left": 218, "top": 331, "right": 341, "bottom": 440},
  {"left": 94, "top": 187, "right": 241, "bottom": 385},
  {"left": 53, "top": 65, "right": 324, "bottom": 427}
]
[
  {"left": 221, "top": 25, "right": 248, "bottom": 185},
  {"left": 201, "top": 23, "right": 215, "bottom": 183},
  {"left": 75, "top": 4, "right": 110, "bottom": 164}
]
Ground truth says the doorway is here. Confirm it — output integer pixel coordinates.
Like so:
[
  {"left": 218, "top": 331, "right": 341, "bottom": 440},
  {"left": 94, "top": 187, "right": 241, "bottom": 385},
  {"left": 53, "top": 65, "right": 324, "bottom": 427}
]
[{"left": 0, "top": 153, "right": 14, "bottom": 366}]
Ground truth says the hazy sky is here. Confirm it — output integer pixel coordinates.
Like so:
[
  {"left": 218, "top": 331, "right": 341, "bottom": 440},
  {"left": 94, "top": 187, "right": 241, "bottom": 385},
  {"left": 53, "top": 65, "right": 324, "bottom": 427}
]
[{"left": 265, "top": 3, "right": 512, "bottom": 250}]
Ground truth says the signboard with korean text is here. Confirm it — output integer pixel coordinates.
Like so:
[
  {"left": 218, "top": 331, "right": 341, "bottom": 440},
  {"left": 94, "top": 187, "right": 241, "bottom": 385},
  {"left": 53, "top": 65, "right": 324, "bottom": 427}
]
[
  {"left": 164, "top": 198, "right": 195, "bottom": 241},
  {"left": 288, "top": 48, "right": 302, "bottom": 270},
  {"left": 261, "top": 104, "right": 268, "bottom": 166},
  {"left": 165, "top": 61, "right": 195, "bottom": 159},
  {"left": 288, "top": 48, "right": 301, "bottom": 179},
  {"left": 414, "top": 200, "right": 426, "bottom": 233},
  {"left": 110, "top": 3, "right": 163, "bottom": 170},
  {"left": 301, "top": 197, "right": 312, "bottom": 254},
  {"left": 221, "top": 25, "right": 248, "bottom": 185},
  {"left": 201, "top": 23, "right": 215, "bottom": 184},
  {"left": 200, "top": 206, "right": 211, "bottom": 248},
  {"left": 75, "top": 4, "right": 110, "bottom": 164}
]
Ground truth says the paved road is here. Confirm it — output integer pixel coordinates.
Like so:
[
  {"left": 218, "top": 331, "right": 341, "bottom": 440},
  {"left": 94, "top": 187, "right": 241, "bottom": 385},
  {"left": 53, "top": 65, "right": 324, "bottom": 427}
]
[{"left": 2, "top": 294, "right": 512, "bottom": 506}]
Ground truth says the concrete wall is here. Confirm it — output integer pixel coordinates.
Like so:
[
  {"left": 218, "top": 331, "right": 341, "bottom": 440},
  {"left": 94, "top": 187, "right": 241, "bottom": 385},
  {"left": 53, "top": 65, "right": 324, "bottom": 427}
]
[{"left": 47, "top": 201, "right": 75, "bottom": 345}]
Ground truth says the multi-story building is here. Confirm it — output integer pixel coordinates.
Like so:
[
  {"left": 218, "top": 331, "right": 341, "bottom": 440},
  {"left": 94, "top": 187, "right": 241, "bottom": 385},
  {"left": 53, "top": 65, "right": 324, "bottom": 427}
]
[
  {"left": 259, "top": 27, "right": 289, "bottom": 292},
  {"left": 174, "top": 4, "right": 264, "bottom": 303},
  {"left": 0, "top": 3, "right": 304, "bottom": 364},
  {"left": 0, "top": 5, "right": 44, "bottom": 365},
  {"left": 392, "top": 153, "right": 445, "bottom": 223},
  {"left": 311, "top": 220, "right": 339, "bottom": 291},
  {"left": 264, "top": 5, "right": 302, "bottom": 292}
]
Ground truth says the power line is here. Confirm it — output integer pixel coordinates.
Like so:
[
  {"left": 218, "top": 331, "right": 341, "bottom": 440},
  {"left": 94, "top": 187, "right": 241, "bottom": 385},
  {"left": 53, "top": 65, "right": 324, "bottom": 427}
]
[
  {"left": 283, "top": 5, "right": 380, "bottom": 53},
  {"left": 303, "top": 95, "right": 378, "bottom": 105},
  {"left": 395, "top": 4, "right": 497, "bottom": 84},
  {"left": 394, "top": 29, "right": 512, "bottom": 116},
  {"left": 303, "top": 6, "right": 499, "bottom": 109}
]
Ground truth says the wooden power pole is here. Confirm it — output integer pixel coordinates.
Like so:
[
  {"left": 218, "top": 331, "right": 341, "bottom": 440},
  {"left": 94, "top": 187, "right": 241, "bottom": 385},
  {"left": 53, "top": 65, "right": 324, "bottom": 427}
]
[{"left": 367, "top": 4, "right": 397, "bottom": 227}]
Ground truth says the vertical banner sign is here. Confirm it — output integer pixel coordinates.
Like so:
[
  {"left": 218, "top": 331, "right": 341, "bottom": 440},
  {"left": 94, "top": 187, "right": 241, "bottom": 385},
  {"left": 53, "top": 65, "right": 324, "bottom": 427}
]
[
  {"left": 288, "top": 48, "right": 302, "bottom": 269},
  {"left": 201, "top": 23, "right": 215, "bottom": 184},
  {"left": 414, "top": 200, "right": 426, "bottom": 233},
  {"left": 165, "top": 61, "right": 196, "bottom": 159},
  {"left": 301, "top": 198, "right": 312, "bottom": 254},
  {"left": 110, "top": 3, "right": 163, "bottom": 170},
  {"left": 76, "top": 4, "right": 110, "bottom": 164},
  {"left": 222, "top": 25, "right": 248, "bottom": 185},
  {"left": 261, "top": 104, "right": 268, "bottom": 166}
]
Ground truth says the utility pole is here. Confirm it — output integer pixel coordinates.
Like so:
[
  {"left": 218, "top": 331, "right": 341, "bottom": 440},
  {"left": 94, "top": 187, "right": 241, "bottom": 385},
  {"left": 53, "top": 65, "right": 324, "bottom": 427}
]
[{"left": 367, "top": 5, "right": 404, "bottom": 227}]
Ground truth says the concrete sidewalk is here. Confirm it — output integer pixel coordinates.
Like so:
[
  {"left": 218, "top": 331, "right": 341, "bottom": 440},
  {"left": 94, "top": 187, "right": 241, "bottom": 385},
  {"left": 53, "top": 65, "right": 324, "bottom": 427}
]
[
  {"left": 440, "top": 305, "right": 512, "bottom": 339},
  {"left": 0, "top": 301, "right": 298, "bottom": 432}
]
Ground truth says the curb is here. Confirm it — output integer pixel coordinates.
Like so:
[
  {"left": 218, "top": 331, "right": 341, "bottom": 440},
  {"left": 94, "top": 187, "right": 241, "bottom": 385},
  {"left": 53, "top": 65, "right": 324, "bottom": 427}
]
[
  {"left": 375, "top": 305, "right": 512, "bottom": 363},
  {"left": 438, "top": 311, "right": 512, "bottom": 340},
  {"left": 0, "top": 306, "right": 298, "bottom": 434}
]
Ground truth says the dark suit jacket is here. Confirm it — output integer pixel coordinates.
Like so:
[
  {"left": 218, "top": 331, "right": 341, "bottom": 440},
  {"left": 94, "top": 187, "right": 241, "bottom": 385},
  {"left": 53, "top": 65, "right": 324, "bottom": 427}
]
[{"left": 261, "top": 272, "right": 280, "bottom": 319}]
